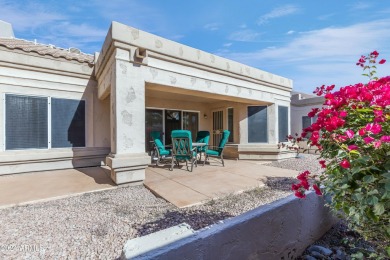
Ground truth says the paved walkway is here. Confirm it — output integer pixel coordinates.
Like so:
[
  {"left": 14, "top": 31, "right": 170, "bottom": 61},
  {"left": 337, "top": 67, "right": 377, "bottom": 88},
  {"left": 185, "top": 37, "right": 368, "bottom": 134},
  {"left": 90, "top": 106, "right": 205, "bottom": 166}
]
[
  {"left": 0, "top": 160, "right": 299, "bottom": 209},
  {"left": 0, "top": 166, "right": 116, "bottom": 208},
  {"left": 144, "top": 159, "right": 299, "bottom": 208}
]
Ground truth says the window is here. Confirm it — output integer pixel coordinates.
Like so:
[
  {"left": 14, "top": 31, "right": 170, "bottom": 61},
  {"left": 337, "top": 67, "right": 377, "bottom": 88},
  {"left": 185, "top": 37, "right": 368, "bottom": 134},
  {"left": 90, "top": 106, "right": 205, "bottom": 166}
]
[
  {"left": 5, "top": 94, "right": 85, "bottom": 150},
  {"left": 5, "top": 94, "right": 48, "bottom": 150},
  {"left": 227, "top": 108, "right": 234, "bottom": 143},
  {"left": 51, "top": 98, "right": 85, "bottom": 148},
  {"left": 248, "top": 106, "right": 268, "bottom": 143},
  {"left": 278, "top": 106, "right": 289, "bottom": 142},
  {"left": 302, "top": 116, "right": 312, "bottom": 130}
]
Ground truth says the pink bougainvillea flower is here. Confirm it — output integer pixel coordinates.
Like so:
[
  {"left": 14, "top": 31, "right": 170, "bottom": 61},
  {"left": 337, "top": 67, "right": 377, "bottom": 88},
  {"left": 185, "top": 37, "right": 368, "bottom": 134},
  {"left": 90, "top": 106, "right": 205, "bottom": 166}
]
[
  {"left": 380, "top": 136, "right": 390, "bottom": 142},
  {"left": 300, "top": 179, "right": 310, "bottom": 190},
  {"left": 345, "top": 129, "right": 354, "bottom": 139},
  {"left": 358, "top": 128, "right": 366, "bottom": 136},
  {"left": 373, "top": 110, "right": 383, "bottom": 117},
  {"left": 308, "top": 108, "right": 319, "bottom": 117},
  {"left": 371, "top": 50, "right": 379, "bottom": 58},
  {"left": 363, "top": 136, "right": 375, "bottom": 144},
  {"left": 291, "top": 183, "right": 301, "bottom": 191},
  {"left": 297, "top": 170, "right": 310, "bottom": 181},
  {"left": 339, "top": 110, "right": 348, "bottom": 117},
  {"left": 313, "top": 184, "right": 322, "bottom": 196},
  {"left": 365, "top": 123, "right": 382, "bottom": 134},
  {"left": 340, "top": 159, "right": 351, "bottom": 169},
  {"left": 373, "top": 141, "right": 382, "bottom": 149},
  {"left": 319, "top": 160, "right": 326, "bottom": 168},
  {"left": 379, "top": 59, "right": 386, "bottom": 64},
  {"left": 295, "top": 191, "right": 306, "bottom": 199},
  {"left": 348, "top": 145, "right": 359, "bottom": 151}
]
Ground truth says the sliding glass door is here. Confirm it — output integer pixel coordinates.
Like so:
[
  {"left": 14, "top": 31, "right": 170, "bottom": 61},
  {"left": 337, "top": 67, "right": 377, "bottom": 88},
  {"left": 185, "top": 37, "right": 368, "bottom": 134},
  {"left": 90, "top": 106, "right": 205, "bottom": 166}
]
[
  {"left": 145, "top": 109, "right": 163, "bottom": 152},
  {"left": 183, "top": 111, "right": 199, "bottom": 142},
  {"left": 165, "top": 110, "right": 182, "bottom": 145},
  {"left": 146, "top": 109, "right": 199, "bottom": 150}
]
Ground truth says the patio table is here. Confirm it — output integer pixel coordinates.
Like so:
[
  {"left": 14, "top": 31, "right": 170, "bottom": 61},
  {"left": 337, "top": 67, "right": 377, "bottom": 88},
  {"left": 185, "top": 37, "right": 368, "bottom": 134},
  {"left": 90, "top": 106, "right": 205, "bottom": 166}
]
[{"left": 192, "top": 142, "right": 206, "bottom": 163}]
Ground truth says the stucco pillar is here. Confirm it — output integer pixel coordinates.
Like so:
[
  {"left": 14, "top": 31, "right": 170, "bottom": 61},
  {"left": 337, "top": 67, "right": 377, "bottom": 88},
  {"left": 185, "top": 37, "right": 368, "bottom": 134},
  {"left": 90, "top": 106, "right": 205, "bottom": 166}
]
[
  {"left": 106, "top": 48, "right": 150, "bottom": 185},
  {"left": 268, "top": 104, "right": 277, "bottom": 144}
]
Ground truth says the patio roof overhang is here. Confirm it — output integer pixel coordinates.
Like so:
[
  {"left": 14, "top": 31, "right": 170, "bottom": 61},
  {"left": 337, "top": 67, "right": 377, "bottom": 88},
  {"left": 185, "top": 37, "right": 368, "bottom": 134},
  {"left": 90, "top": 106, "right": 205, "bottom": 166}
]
[{"left": 146, "top": 82, "right": 271, "bottom": 105}]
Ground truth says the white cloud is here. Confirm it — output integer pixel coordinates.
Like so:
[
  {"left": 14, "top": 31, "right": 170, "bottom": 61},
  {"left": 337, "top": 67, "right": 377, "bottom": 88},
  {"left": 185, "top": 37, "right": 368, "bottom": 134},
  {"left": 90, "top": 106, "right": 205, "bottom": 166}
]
[
  {"left": 204, "top": 23, "right": 220, "bottom": 31},
  {"left": 287, "top": 30, "right": 295, "bottom": 35},
  {"left": 257, "top": 5, "right": 299, "bottom": 25},
  {"left": 217, "top": 19, "right": 390, "bottom": 93},
  {"left": 350, "top": 2, "right": 371, "bottom": 10},
  {"left": 228, "top": 29, "right": 261, "bottom": 42},
  {"left": 223, "top": 43, "right": 233, "bottom": 47},
  {"left": 0, "top": 1, "right": 65, "bottom": 32}
]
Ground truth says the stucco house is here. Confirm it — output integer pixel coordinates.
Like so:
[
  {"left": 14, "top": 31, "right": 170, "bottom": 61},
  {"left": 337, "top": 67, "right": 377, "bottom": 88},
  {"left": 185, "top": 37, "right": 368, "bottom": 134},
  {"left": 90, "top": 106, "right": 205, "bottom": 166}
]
[
  {"left": 0, "top": 20, "right": 294, "bottom": 185},
  {"left": 290, "top": 91, "right": 324, "bottom": 154}
]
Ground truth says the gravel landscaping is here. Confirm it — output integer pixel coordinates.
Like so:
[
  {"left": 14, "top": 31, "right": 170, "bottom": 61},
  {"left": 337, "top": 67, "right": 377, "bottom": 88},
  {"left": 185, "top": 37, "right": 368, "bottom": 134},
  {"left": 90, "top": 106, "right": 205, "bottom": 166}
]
[{"left": 0, "top": 154, "right": 322, "bottom": 259}]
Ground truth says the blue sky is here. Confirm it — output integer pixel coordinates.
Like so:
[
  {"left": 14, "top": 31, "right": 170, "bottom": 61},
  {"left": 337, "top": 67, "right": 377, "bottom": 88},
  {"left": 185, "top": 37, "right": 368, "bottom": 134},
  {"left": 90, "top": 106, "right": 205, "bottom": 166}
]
[{"left": 1, "top": 0, "right": 390, "bottom": 93}]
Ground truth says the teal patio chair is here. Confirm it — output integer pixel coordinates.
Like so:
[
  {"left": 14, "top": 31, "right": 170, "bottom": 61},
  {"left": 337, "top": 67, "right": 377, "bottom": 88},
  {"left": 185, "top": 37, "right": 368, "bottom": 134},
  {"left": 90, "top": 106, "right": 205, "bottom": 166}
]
[
  {"left": 171, "top": 130, "right": 197, "bottom": 172},
  {"left": 151, "top": 131, "right": 171, "bottom": 166},
  {"left": 195, "top": 131, "right": 210, "bottom": 161},
  {"left": 204, "top": 130, "right": 230, "bottom": 167}
]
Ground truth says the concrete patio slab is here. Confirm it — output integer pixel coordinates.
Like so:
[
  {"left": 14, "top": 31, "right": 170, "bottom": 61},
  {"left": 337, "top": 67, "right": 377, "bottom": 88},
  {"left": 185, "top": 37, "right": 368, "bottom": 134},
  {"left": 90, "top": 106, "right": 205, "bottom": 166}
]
[
  {"left": 0, "top": 166, "right": 116, "bottom": 208},
  {"left": 144, "top": 159, "right": 299, "bottom": 208},
  {"left": 145, "top": 178, "right": 210, "bottom": 208}
]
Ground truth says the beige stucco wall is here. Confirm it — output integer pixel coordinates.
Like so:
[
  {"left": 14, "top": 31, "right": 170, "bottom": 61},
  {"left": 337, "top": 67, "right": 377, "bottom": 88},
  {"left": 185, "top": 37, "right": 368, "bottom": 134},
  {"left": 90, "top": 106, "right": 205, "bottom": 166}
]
[{"left": 0, "top": 48, "right": 110, "bottom": 175}]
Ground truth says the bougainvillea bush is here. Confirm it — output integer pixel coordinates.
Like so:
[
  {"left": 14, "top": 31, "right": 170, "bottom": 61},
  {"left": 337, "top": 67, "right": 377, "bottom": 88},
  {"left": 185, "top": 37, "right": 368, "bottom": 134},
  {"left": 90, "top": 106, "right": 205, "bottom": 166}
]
[{"left": 292, "top": 51, "right": 390, "bottom": 256}]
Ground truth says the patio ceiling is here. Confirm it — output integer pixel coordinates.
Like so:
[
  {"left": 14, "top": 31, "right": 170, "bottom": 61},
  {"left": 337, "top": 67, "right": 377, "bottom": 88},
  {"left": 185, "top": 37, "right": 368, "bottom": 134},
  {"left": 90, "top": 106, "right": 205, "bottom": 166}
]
[{"left": 145, "top": 83, "right": 269, "bottom": 105}]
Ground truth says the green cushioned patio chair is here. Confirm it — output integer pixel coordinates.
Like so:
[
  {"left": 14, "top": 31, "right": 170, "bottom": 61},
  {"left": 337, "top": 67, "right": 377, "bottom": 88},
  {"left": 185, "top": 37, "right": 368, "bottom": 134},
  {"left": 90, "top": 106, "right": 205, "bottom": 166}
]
[
  {"left": 204, "top": 130, "right": 230, "bottom": 167},
  {"left": 151, "top": 131, "right": 171, "bottom": 166},
  {"left": 195, "top": 130, "right": 210, "bottom": 161},
  {"left": 171, "top": 130, "right": 197, "bottom": 172}
]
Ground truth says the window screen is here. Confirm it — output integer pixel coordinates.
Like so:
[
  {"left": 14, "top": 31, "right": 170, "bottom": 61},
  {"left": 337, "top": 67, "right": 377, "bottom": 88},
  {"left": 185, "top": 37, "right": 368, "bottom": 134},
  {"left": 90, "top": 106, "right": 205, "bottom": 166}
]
[
  {"left": 278, "top": 106, "right": 289, "bottom": 142},
  {"left": 5, "top": 94, "right": 48, "bottom": 150},
  {"left": 51, "top": 98, "right": 85, "bottom": 148},
  {"left": 248, "top": 106, "right": 268, "bottom": 143}
]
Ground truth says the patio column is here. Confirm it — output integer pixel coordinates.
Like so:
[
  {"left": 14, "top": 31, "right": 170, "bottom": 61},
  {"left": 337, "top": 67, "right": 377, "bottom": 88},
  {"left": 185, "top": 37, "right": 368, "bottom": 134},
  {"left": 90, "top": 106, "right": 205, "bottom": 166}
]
[
  {"left": 268, "top": 104, "right": 278, "bottom": 144},
  {"left": 106, "top": 48, "right": 150, "bottom": 185}
]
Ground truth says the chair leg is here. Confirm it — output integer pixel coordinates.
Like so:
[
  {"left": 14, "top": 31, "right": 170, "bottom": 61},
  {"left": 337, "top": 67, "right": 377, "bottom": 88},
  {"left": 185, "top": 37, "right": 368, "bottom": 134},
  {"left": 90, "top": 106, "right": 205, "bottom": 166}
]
[
  {"left": 203, "top": 155, "right": 207, "bottom": 166},
  {"left": 221, "top": 154, "right": 224, "bottom": 167},
  {"left": 170, "top": 157, "right": 174, "bottom": 171},
  {"left": 190, "top": 159, "right": 194, "bottom": 172}
]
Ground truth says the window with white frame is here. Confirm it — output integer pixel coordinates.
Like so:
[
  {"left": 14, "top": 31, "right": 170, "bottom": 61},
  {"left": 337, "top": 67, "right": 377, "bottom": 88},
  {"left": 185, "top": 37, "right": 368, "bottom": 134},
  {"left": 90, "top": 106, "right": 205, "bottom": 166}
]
[{"left": 5, "top": 94, "right": 85, "bottom": 150}]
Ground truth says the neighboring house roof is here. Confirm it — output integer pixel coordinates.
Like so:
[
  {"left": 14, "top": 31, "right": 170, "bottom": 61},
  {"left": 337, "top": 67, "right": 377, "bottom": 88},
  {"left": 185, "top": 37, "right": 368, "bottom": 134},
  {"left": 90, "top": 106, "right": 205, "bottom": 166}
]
[
  {"left": 291, "top": 90, "right": 324, "bottom": 106},
  {"left": 0, "top": 38, "right": 94, "bottom": 65}
]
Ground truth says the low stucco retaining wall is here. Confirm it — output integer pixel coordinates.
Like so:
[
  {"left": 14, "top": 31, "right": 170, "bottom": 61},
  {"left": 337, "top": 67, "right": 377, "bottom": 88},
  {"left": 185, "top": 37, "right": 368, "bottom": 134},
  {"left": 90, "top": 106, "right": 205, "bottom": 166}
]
[{"left": 122, "top": 192, "right": 337, "bottom": 259}]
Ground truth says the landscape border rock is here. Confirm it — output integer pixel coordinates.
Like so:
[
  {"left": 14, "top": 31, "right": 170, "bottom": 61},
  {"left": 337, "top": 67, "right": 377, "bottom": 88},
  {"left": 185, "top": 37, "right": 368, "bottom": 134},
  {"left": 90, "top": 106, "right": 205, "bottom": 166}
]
[{"left": 121, "top": 191, "right": 337, "bottom": 259}]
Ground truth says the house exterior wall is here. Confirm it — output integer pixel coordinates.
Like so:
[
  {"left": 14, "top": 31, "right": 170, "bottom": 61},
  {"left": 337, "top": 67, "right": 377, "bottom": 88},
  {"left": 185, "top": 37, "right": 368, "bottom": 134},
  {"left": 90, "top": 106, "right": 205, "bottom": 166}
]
[
  {"left": 0, "top": 47, "right": 110, "bottom": 175},
  {"left": 94, "top": 21, "right": 294, "bottom": 184},
  {"left": 290, "top": 93, "right": 324, "bottom": 154}
]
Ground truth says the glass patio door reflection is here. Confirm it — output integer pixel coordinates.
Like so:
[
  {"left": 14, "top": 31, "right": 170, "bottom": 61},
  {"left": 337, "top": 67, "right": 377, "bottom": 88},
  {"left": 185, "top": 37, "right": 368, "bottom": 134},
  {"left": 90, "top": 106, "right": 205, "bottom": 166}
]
[
  {"left": 183, "top": 111, "right": 199, "bottom": 142},
  {"left": 145, "top": 109, "right": 163, "bottom": 152},
  {"left": 165, "top": 110, "right": 181, "bottom": 145}
]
